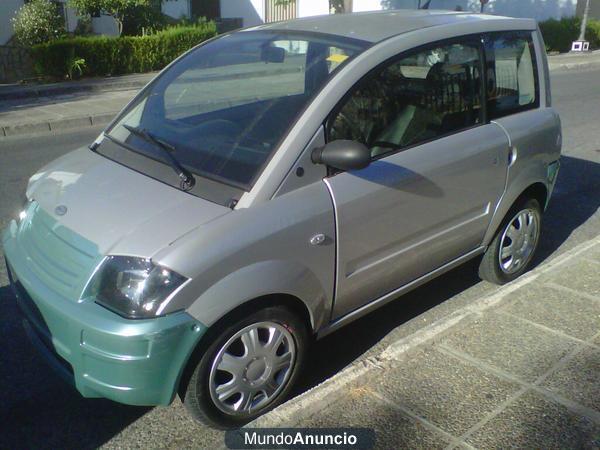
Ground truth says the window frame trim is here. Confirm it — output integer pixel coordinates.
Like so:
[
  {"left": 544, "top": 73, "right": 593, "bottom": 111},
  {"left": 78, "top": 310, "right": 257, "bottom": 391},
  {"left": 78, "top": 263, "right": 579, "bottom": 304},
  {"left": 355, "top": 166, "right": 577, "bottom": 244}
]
[
  {"left": 324, "top": 32, "right": 489, "bottom": 163},
  {"left": 483, "top": 30, "right": 541, "bottom": 121}
]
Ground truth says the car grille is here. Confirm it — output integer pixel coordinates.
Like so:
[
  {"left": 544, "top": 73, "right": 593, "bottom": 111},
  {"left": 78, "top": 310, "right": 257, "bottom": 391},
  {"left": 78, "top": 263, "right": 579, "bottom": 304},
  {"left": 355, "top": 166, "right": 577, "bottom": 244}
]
[{"left": 16, "top": 203, "right": 100, "bottom": 300}]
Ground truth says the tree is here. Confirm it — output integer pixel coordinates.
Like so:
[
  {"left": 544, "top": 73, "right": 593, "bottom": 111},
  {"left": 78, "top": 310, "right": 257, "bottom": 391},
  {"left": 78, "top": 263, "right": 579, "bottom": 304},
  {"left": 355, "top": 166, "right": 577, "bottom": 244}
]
[
  {"left": 12, "top": 0, "right": 65, "bottom": 47},
  {"left": 68, "top": 0, "right": 156, "bottom": 35}
]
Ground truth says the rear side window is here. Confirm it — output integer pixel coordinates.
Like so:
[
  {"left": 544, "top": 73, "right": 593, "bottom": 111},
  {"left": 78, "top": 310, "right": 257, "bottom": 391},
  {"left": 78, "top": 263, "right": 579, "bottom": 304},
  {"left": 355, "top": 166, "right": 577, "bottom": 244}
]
[{"left": 485, "top": 32, "right": 539, "bottom": 119}]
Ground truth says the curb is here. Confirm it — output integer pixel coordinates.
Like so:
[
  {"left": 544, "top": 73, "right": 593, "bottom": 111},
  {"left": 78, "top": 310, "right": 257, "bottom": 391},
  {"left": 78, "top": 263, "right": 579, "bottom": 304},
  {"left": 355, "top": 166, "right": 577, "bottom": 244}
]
[
  {"left": 1, "top": 112, "right": 116, "bottom": 138},
  {"left": 248, "top": 235, "right": 600, "bottom": 430},
  {"left": 549, "top": 60, "right": 600, "bottom": 71},
  {"left": 0, "top": 75, "right": 153, "bottom": 102}
]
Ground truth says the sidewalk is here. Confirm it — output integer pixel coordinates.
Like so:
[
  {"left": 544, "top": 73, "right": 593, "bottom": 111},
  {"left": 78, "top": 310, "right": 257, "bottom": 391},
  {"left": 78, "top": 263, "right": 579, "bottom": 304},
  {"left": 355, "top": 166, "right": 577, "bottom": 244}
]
[
  {"left": 251, "top": 237, "right": 600, "bottom": 449},
  {"left": 1, "top": 51, "right": 599, "bottom": 138}
]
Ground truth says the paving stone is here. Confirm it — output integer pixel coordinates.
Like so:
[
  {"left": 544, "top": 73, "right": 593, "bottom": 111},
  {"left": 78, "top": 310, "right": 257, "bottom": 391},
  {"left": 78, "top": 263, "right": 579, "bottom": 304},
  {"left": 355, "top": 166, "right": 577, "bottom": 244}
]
[
  {"left": 300, "top": 382, "right": 453, "bottom": 450},
  {"left": 441, "top": 312, "right": 578, "bottom": 383},
  {"left": 373, "top": 347, "right": 521, "bottom": 436},
  {"left": 542, "top": 346, "right": 600, "bottom": 412},
  {"left": 500, "top": 284, "right": 600, "bottom": 340},
  {"left": 546, "top": 260, "right": 600, "bottom": 298},
  {"left": 466, "top": 391, "right": 600, "bottom": 449},
  {"left": 584, "top": 245, "right": 600, "bottom": 263}
]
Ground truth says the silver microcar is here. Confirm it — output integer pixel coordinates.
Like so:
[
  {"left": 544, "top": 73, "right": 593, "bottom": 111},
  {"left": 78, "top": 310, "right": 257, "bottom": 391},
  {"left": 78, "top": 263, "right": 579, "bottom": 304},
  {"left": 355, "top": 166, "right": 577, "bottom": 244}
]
[{"left": 3, "top": 10, "right": 561, "bottom": 428}]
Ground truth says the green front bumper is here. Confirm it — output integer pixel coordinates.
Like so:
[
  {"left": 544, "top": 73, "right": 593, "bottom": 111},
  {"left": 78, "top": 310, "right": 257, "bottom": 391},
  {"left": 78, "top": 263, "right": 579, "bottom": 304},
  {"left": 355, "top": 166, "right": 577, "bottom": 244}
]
[{"left": 3, "top": 218, "right": 207, "bottom": 406}]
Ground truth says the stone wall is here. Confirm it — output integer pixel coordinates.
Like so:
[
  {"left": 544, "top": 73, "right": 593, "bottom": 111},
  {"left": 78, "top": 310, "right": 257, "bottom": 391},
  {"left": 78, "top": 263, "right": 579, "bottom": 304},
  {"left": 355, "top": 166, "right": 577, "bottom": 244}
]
[{"left": 0, "top": 45, "right": 33, "bottom": 83}]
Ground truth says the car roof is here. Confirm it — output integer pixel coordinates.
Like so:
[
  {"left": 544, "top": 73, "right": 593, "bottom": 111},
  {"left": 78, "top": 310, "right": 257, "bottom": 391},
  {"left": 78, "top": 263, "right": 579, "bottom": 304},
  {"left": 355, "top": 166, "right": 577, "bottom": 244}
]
[{"left": 249, "top": 10, "right": 537, "bottom": 43}]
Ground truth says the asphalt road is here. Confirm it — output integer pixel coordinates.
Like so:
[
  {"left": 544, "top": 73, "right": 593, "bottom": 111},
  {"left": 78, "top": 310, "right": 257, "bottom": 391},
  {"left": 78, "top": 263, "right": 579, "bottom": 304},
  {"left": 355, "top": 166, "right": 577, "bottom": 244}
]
[{"left": 0, "top": 68, "right": 599, "bottom": 449}]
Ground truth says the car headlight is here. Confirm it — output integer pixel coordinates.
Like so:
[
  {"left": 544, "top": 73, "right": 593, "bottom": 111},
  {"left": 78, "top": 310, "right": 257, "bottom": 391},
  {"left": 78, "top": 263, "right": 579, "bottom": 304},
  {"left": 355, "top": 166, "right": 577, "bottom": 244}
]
[
  {"left": 18, "top": 196, "right": 33, "bottom": 222},
  {"left": 84, "top": 255, "right": 188, "bottom": 319}
]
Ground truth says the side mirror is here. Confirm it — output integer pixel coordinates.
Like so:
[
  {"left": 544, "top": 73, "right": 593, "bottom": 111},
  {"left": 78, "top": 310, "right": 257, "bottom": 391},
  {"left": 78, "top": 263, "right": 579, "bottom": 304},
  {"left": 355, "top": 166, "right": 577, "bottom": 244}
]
[
  {"left": 261, "top": 46, "right": 285, "bottom": 63},
  {"left": 312, "top": 140, "right": 371, "bottom": 171}
]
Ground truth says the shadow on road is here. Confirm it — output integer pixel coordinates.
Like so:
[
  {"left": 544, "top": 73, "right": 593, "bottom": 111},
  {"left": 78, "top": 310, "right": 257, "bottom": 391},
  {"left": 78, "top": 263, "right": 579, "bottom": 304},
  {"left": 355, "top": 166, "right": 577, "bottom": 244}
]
[{"left": 0, "top": 156, "right": 597, "bottom": 448}]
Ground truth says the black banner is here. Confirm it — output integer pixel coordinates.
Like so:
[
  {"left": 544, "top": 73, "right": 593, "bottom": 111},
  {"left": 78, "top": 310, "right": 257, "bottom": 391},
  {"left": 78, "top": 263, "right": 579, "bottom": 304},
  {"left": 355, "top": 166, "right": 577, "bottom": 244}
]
[{"left": 225, "top": 428, "right": 375, "bottom": 449}]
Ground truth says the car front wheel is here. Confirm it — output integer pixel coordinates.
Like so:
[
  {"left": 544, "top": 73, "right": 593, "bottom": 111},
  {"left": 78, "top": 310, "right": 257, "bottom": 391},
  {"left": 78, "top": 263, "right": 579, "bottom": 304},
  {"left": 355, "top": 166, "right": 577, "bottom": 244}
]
[{"left": 182, "top": 305, "right": 308, "bottom": 429}]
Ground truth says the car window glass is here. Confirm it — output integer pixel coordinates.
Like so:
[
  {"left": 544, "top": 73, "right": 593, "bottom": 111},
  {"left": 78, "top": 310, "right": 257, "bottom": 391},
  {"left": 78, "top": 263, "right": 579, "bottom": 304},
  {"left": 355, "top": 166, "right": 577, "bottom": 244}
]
[
  {"left": 163, "top": 40, "right": 308, "bottom": 120},
  {"left": 106, "top": 31, "right": 367, "bottom": 189},
  {"left": 328, "top": 40, "right": 483, "bottom": 159},
  {"left": 485, "top": 32, "right": 539, "bottom": 119}
]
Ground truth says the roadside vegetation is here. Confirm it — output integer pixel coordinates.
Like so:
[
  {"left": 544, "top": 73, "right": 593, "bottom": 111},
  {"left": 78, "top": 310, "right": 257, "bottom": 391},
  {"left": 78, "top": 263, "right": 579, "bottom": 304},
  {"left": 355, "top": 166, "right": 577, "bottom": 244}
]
[
  {"left": 12, "top": 0, "right": 216, "bottom": 80},
  {"left": 31, "top": 22, "right": 216, "bottom": 78},
  {"left": 539, "top": 16, "right": 600, "bottom": 53}
]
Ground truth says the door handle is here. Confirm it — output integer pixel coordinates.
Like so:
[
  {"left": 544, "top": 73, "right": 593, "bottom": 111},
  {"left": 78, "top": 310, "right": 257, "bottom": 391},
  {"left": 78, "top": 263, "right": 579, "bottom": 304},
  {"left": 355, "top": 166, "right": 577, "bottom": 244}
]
[{"left": 508, "top": 146, "right": 518, "bottom": 167}]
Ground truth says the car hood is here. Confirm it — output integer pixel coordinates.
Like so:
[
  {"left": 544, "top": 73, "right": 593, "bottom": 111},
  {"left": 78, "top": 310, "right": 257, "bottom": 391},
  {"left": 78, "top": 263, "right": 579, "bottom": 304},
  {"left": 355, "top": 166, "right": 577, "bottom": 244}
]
[{"left": 26, "top": 147, "right": 230, "bottom": 258}]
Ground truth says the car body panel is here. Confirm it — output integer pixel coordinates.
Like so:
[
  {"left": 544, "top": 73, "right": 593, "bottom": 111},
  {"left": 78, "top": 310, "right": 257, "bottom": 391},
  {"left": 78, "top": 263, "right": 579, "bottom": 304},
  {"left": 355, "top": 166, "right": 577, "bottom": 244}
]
[
  {"left": 484, "top": 108, "right": 562, "bottom": 244},
  {"left": 153, "top": 180, "right": 336, "bottom": 329},
  {"left": 25, "top": 147, "right": 230, "bottom": 260},
  {"left": 3, "top": 220, "right": 206, "bottom": 406},
  {"left": 326, "top": 124, "right": 509, "bottom": 318},
  {"left": 251, "top": 10, "right": 533, "bottom": 44}
]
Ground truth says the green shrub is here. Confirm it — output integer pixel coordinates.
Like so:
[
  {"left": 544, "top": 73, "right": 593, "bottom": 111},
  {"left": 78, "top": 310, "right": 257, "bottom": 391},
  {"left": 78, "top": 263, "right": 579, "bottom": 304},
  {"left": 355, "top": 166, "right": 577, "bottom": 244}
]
[
  {"left": 12, "top": 0, "right": 66, "bottom": 47},
  {"left": 31, "top": 23, "right": 217, "bottom": 78},
  {"left": 539, "top": 16, "right": 600, "bottom": 53}
]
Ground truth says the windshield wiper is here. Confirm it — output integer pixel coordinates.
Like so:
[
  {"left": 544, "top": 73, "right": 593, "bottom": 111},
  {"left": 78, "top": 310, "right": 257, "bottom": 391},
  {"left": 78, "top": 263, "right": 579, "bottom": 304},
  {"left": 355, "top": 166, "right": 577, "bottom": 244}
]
[{"left": 123, "top": 124, "right": 196, "bottom": 191}]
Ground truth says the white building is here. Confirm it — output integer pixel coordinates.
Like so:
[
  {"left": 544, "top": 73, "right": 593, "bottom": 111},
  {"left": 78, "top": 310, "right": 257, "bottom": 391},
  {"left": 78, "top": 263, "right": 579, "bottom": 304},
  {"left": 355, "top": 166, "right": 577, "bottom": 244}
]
[{"left": 0, "top": 0, "right": 579, "bottom": 45}]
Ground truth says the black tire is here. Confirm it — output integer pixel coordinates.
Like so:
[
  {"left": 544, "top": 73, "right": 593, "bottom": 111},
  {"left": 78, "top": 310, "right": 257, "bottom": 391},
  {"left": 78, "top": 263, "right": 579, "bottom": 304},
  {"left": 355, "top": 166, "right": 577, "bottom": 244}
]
[
  {"left": 181, "top": 305, "right": 308, "bottom": 429},
  {"left": 479, "top": 197, "right": 543, "bottom": 285}
]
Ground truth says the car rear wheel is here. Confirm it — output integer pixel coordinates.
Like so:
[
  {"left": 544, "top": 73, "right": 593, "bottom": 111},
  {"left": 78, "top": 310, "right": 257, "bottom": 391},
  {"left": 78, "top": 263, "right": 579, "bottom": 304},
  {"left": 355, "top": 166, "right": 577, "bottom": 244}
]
[
  {"left": 479, "top": 197, "right": 542, "bottom": 285},
  {"left": 182, "top": 305, "right": 308, "bottom": 429}
]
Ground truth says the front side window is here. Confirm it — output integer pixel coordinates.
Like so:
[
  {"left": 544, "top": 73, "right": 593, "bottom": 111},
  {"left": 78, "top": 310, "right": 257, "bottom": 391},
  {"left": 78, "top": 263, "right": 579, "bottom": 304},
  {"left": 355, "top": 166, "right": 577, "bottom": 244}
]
[
  {"left": 328, "top": 39, "right": 483, "bottom": 159},
  {"left": 104, "top": 31, "right": 367, "bottom": 190},
  {"left": 485, "top": 31, "right": 539, "bottom": 120}
]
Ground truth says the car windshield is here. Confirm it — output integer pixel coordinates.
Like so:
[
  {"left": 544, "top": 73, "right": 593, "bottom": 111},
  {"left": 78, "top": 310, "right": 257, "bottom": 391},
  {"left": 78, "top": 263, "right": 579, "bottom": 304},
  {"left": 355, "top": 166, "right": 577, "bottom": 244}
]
[{"left": 105, "top": 30, "right": 368, "bottom": 189}]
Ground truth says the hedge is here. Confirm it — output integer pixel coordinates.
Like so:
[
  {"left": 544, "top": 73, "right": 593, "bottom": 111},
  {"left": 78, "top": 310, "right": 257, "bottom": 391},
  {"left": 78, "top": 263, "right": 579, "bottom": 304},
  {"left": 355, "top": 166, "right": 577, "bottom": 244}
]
[
  {"left": 539, "top": 16, "right": 600, "bottom": 53},
  {"left": 31, "top": 22, "right": 217, "bottom": 78}
]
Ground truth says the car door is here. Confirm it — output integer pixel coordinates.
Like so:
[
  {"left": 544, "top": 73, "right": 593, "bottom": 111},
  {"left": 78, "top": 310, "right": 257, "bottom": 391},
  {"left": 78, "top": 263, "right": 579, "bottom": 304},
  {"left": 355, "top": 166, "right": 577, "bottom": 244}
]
[{"left": 325, "top": 37, "right": 510, "bottom": 319}]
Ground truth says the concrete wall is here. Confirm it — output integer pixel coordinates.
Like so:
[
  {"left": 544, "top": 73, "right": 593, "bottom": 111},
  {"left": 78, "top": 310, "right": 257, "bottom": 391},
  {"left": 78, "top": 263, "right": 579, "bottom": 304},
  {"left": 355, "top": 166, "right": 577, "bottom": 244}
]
[{"left": 0, "top": 0, "right": 25, "bottom": 45}]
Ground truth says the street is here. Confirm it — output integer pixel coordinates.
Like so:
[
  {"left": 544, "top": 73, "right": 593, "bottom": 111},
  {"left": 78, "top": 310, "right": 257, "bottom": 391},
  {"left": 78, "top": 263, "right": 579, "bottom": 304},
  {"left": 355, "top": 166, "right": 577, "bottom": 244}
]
[{"left": 0, "top": 67, "right": 599, "bottom": 449}]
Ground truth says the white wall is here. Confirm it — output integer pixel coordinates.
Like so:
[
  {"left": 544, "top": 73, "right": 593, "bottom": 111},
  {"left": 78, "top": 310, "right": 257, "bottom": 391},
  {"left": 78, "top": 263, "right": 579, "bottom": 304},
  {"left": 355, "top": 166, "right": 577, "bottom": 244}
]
[
  {"left": 352, "top": 0, "right": 385, "bottom": 12},
  {"left": 220, "top": 0, "right": 264, "bottom": 26},
  {"left": 298, "top": 0, "right": 330, "bottom": 17},
  {"left": 355, "top": 0, "right": 576, "bottom": 20},
  {"left": 162, "top": 0, "right": 191, "bottom": 19},
  {"left": 0, "top": 0, "right": 25, "bottom": 44}
]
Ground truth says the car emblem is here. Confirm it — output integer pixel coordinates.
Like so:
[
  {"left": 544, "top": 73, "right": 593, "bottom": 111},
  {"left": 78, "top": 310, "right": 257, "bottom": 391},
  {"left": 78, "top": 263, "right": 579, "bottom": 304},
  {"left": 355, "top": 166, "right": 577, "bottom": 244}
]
[{"left": 54, "top": 205, "right": 68, "bottom": 216}]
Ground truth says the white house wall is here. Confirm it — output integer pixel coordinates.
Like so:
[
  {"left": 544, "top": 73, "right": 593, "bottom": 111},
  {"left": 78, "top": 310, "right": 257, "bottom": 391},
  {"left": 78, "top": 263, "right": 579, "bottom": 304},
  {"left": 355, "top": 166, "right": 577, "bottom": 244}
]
[
  {"left": 220, "top": 0, "right": 265, "bottom": 27},
  {"left": 352, "top": 0, "right": 386, "bottom": 12},
  {"left": 298, "top": 0, "right": 329, "bottom": 17}
]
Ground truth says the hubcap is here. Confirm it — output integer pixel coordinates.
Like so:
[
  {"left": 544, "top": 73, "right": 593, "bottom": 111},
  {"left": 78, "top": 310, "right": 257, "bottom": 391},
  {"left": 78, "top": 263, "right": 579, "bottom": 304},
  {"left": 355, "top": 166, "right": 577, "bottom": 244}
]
[
  {"left": 498, "top": 208, "right": 540, "bottom": 275},
  {"left": 209, "top": 322, "right": 296, "bottom": 416}
]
